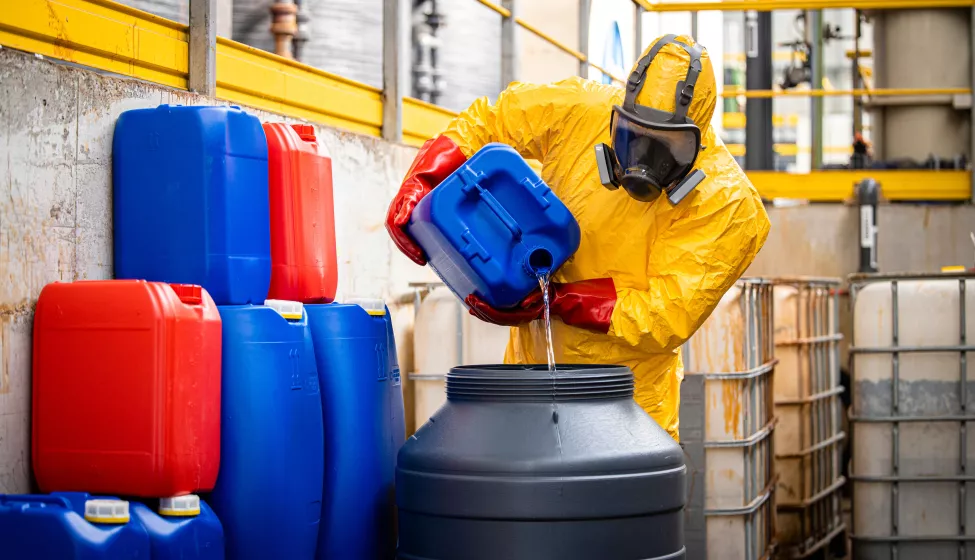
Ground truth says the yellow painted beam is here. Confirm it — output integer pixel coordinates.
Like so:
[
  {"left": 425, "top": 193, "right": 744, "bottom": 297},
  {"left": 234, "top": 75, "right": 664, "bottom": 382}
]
[
  {"left": 748, "top": 170, "right": 971, "bottom": 202},
  {"left": 403, "top": 97, "right": 458, "bottom": 147},
  {"left": 638, "top": 0, "right": 974, "bottom": 12},
  {"left": 722, "top": 87, "right": 970, "bottom": 99},
  {"left": 0, "top": 0, "right": 189, "bottom": 89},
  {"left": 216, "top": 38, "right": 383, "bottom": 137}
]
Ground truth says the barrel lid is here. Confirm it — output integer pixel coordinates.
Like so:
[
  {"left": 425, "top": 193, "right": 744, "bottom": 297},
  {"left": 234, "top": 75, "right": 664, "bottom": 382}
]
[
  {"left": 446, "top": 365, "right": 634, "bottom": 402},
  {"left": 159, "top": 495, "right": 201, "bottom": 517},
  {"left": 347, "top": 298, "right": 386, "bottom": 317},
  {"left": 84, "top": 499, "right": 130, "bottom": 524},
  {"left": 265, "top": 299, "right": 304, "bottom": 320}
]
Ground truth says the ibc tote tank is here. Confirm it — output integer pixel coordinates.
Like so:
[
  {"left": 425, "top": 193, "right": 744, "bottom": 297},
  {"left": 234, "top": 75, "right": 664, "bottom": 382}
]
[
  {"left": 850, "top": 272, "right": 975, "bottom": 560},
  {"left": 771, "top": 278, "right": 846, "bottom": 558},
  {"left": 411, "top": 286, "right": 511, "bottom": 430},
  {"left": 681, "top": 278, "right": 776, "bottom": 560}
]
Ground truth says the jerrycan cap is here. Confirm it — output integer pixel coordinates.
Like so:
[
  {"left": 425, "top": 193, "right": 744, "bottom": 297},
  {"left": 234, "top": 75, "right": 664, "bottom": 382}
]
[
  {"left": 292, "top": 124, "right": 317, "bottom": 142},
  {"left": 159, "top": 495, "right": 201, "bottom": 517},
  {"left": 265, "top": 299, "right": 304, "bottom": 320},
  {"left": 347, "top": 298, "right": 386, "bottom": 317},
  {"left": 84, "top": 499, "right": 130, "bottom": 524},
  {"left": 169, "top": 283, "right": 203, "bottom": 305}
]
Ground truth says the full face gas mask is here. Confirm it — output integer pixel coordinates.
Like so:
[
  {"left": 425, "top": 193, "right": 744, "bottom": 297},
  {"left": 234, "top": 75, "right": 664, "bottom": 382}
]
[{"left": 594, "top": 35, "right": 707, "bottom": 205}]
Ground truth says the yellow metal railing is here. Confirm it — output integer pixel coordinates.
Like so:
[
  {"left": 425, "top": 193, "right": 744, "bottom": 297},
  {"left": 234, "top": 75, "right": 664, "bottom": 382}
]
[
  {"left": 722, "top": 87, "right": 972, "bottom": 99},
  {"left": 1, "top": 0, "right": 972, "bottom": 202},
  {"left": 633, "top": 0, "right": 974, "bottom": 11},
  {"left": 476, "top": 0, "right": 625, "bottom": 84}
]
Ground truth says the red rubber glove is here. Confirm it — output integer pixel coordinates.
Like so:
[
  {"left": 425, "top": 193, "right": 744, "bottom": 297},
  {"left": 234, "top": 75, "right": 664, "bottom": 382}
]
[
  {"left": 465, "top": 291, "right": 544, "bottom": 327},
  {"left": 466, "top": 278, "right": 617, "bottom": 333},
  {"left": 550, "top": 278, "right": 617, "bottom": 334},
  {"left": 385, "top": 135, "right": 468, "bottom": 266}
]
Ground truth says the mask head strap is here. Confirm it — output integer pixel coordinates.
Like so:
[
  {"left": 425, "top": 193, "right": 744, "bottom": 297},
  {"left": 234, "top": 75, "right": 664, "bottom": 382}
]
[{"left": 623, "top": 35, "right": 705, "bottom": 124}]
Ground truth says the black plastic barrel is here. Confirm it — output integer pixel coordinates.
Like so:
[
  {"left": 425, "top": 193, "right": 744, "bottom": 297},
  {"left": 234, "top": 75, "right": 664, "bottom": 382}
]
[{"left": 396, "top": 365, "right": 686, "bottom": 560}]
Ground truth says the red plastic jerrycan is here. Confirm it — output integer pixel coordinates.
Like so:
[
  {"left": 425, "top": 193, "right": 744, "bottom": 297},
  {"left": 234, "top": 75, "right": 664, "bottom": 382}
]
[
  {"left": 32, "top": 280, "right": 222, "bottom": 498},
  {"left": 264, "top": 123, "right": 338, "bottom": 304}
]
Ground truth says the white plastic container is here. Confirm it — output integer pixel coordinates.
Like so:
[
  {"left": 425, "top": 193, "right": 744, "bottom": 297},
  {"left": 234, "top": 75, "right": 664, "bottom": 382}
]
[
  {"left": 851, "top": 274, "right": 975, "bottom": 560},
  {"left": 772, "top": 278, "right": 846, "bottom": 557},
  {"left": 682, "top": 279, "right": 776, "bottom": 560},
  {"left": 411, "top": 287, "right": 510, "bottom": 430}
]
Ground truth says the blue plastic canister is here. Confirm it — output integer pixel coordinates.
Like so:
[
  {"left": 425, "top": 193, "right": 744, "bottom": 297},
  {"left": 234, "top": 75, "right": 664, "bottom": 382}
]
[
  {"left": 131, "top": 496, "right": 224, "bottom": 560},
  {"left": 113, "top": 104, "right": 271, "bottom": 305},
  {"left": 407, "top": 143, "right": 581, "bottom": 309},
  {"left": 210, "top": 301, "right": 324, "bottom": 560},
  {"left": 0, "top": 493, "right": 149, "bottom": 559},
  {"left": 306, "top": 301, "right": 405, "bottom": 560}
]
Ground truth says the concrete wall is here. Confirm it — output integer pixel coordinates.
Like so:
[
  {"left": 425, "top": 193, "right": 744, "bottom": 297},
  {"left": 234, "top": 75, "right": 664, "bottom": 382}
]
[{"left": 0, "top": 48, "right": 436, "bottom": 493}]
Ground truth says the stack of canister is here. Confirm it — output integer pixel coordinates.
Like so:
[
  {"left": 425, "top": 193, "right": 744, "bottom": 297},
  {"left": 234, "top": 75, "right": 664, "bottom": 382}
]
[{"left": 17, "top": 105, "right": 405, "bottom": 560}]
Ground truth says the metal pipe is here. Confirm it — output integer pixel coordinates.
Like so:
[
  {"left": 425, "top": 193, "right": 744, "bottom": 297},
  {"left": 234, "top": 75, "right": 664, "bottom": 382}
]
[
  {"left": 269, "top": 0, "right": 298, "bottom": 59},
  {"left": 579, "top": 0, "right": 591, "bottom": 77},
  {"left": 631, "top": 0, "right": 975, "bottom": 12},
  {"left": 634, "top": 2, "right": 643, "bottom": 57},
  {"left": 501, "top": 0, "right": 518, "bottom": 87},
  {"left": 810, "top": 9, "right": 823, "bottom": 170},
  {"left": 721, "top": 87, "right": 972, "bottom": 98}
]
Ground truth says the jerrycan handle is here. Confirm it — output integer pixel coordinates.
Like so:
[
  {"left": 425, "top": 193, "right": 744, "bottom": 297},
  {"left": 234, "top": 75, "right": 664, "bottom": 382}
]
[
  {"left": 1, "top": 495, "right": 71, "bottom": 509},
  {"left": 459, "top": 168, "right": 522, "bottom": 241}
]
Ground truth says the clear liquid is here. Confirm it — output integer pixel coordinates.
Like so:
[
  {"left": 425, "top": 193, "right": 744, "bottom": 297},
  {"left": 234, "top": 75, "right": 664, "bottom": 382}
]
[{"left": 537, "top": 272, "right": 556, "bottom": 372}]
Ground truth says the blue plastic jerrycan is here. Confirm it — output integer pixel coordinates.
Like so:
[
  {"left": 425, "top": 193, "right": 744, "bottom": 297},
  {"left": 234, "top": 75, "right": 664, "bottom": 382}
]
[
  {"left": 131, "top": 495, "right": 224, "bottom": 560},
  {"left": 113, "top": 104, "right": 271, "bottom": 305},
  {"left": 211, "top": 300, "right": 324, "bottom": 560},
  {"left": 408, "top": 143, "right": 581, "bottom": 309},
  {"left": 306, "top": 300, "right": 403, "bottom": 560},
  {"left": 0, "top": 493, "right": 149, "bottom": 559}
]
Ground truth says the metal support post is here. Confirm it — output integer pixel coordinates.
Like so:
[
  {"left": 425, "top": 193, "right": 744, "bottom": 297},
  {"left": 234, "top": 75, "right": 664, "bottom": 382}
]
[
  {"left": 852, "top": 10, "right": 863, "bottom": 136},
  {"left": 810, "top": 9, "right": 824, "bottom": 170},
  {"left": 745, "top": 10, "right": 774, "bottom": 171},
  {"left": 188, "top": 0, "right": 216, "bottom": 96},
  {"left": 970, "top": 7, "right": 975, "bottom": 201},
  {"left": 634, "top": 3, "right": 644, "bottom": 56},
  {"left": 691, "top": 10, "right": 698, "bottom": 39},
  {"left": 579, "top": 0, "right": 591, "bottom": 78},
  {"left": 382, "top": 0, "right": 403, "bottom": 143},
  {"left": 501, "top": 0, "right": 519, "bottom": 87}
]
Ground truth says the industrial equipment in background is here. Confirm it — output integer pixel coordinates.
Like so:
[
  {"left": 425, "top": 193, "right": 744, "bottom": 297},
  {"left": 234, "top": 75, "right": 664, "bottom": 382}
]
[{"left": 412, "top": 0, "right": 445, "bottom": 104}]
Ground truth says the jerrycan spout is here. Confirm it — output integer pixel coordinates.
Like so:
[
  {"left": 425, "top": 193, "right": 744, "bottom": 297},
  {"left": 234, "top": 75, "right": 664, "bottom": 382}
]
[{"left": 525, "top": 248, "right": 554, "bottom": 277}]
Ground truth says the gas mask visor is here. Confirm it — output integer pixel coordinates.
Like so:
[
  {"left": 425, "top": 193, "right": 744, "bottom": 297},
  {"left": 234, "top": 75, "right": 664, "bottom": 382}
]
[{"left": 595, "top": 34, "right": 708, "bottom": 205}]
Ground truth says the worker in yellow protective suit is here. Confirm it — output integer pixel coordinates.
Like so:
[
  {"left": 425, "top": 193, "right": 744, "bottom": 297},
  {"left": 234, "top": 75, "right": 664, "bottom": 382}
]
[{"left": 385, "top": 34, "right": 770, "bottom": 441}]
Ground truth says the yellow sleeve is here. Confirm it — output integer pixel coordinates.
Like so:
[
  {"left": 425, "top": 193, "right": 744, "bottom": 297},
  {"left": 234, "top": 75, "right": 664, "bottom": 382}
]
[
  {"left": 442, "top": 77, "right": 610, "bottom": 161},
  {"left": 608, "top": 157, "right": 771, "bottom": 354}
]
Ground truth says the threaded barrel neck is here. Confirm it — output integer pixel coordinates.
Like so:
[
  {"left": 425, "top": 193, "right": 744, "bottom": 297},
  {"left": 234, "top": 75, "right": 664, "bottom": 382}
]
[{"left": 446, "top": 365, "right": 634, "bottom": 402}]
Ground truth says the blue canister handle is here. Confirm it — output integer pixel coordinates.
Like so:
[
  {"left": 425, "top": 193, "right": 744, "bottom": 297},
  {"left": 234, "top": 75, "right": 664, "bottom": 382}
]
[
  {"left": 478, "top": 188, "right": 523, "bottom": 240},
  {"left": 459, "top": 168, "right": 523, "bottom": 241}
]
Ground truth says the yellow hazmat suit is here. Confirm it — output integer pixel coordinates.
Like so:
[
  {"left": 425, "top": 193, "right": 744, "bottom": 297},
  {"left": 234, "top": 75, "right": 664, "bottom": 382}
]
[{"left": 439, "top": 36, "right": 770, "bottom": 440}]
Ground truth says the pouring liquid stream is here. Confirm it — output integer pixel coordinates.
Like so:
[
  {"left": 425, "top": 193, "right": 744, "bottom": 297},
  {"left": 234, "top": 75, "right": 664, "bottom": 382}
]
[{"left": 537, "top": 271, "right": 556, "bottom": 372}]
